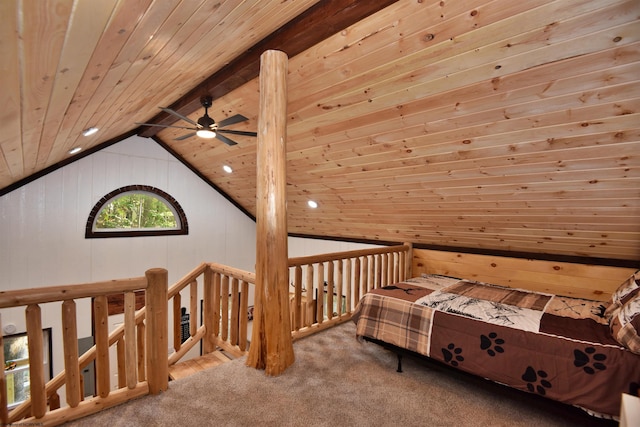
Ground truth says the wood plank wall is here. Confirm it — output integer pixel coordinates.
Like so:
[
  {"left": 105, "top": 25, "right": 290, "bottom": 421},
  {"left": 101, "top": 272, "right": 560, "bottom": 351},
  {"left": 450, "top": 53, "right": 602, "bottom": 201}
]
[{"left": 412, "top": 248, "right": 636, "bottom": 301}]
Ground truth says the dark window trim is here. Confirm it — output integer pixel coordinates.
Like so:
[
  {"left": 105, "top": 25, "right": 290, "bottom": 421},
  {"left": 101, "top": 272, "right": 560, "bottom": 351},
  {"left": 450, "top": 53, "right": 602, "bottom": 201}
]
[{"left": 85, "top": 185, "right": 188, "bottom": 238}]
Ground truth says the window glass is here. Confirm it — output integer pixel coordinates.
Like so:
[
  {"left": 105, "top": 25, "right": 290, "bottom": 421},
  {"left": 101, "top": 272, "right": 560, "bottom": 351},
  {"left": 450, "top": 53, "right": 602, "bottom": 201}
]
[
  {"left": 85, "top": 185, "right": 188, "bottom": 238},
  {"left": 95, "top": 192, "right": 178, "bottom": 230},
  {"left": 4, "top": 329, "right": 52, "bottom": 409}
]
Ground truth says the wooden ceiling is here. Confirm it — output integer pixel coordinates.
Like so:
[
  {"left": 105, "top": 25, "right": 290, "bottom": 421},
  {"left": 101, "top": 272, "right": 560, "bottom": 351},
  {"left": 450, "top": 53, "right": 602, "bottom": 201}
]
[{"left": 1, "top": 0, "right": 639, "bottom": 264}]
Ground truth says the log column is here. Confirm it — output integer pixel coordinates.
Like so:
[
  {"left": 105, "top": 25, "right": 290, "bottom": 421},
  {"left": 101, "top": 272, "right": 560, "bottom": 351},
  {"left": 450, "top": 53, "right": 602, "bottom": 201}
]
[{"left": 246, "top": 49, "right": 294, "bottom": 375}]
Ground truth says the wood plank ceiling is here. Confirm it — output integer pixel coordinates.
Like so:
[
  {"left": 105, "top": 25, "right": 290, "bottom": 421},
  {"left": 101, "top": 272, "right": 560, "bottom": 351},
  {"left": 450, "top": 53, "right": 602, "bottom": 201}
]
[{"left": 1, "top": 0, "right": 638, "bottom": 264}]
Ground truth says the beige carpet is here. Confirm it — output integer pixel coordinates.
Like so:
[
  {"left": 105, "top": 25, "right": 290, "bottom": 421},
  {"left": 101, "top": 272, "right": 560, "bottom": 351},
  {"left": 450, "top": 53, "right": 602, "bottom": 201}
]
[{"left": 64, "top": 322, "right": 616, "bottom": 427}]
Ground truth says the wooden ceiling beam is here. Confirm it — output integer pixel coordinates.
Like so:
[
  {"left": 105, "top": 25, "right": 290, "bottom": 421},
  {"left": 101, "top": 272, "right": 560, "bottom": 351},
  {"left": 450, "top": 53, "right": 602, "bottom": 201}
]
[{"left": 137, "top": 0, "right": 399, "bottom": 137}]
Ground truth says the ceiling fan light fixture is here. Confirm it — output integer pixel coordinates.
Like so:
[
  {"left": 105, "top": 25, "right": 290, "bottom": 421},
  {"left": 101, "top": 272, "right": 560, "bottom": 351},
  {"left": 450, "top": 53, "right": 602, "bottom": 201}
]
[{"left": 196, "top": 129, "right": 216, "bottom": 138}]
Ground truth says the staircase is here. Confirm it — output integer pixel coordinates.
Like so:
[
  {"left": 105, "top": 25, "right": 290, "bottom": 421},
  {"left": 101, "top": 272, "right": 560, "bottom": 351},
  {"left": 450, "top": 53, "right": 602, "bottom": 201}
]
[
  {"left": 168, "top": 334, "right": 250, "bottom": 381},
  {"left": 168, "top": 350, "right": 235, "bottom": 380}
]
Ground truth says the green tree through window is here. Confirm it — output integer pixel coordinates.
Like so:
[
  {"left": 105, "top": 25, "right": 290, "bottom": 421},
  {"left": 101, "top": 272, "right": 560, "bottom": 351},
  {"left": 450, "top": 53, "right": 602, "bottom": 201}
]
[
  {"left": 85, "top": 185, "right": 188, "bottom": 238},
  {"left": 96, "top": 193, "right": 177, "bottom": 229}
]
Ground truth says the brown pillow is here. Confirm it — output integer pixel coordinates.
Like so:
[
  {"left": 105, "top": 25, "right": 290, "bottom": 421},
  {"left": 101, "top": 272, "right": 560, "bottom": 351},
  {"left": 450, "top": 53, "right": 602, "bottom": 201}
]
[
  {"left": 610, "top": 293, "right": 640, "bottom": 354},
  {"left": 604, "top": 270, "right": 640, "bottom": 320}
]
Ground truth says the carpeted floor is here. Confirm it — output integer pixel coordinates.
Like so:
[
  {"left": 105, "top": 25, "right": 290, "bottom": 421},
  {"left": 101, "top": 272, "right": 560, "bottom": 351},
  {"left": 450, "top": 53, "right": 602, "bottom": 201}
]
[{"left": 64, "top": 322, "right": 617, "bottom": 426}]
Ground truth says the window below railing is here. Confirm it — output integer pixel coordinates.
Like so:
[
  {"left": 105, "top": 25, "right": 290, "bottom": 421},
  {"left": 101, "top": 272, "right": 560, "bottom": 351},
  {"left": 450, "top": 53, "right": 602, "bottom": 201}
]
[{"left": 3, "top": 328, "right": 52, "bottom": 410}]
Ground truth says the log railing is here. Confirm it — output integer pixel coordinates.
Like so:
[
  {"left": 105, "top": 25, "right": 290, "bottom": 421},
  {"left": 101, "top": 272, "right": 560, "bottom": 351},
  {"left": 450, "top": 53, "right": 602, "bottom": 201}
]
[
  {"left": 0, "top": 268, "right": 168, "bottom": 426},
  {"left": 0, "top": 244, "right": 409, "bottom": 425},
  {"left": 0, "top": 262, "right": 255, "bottom": 426},
  {"left": 167, "top": 262, "right": 255, "bottom": 363},
  {"left": 288, "top": 244, "right": 411, "bottom": 340}
]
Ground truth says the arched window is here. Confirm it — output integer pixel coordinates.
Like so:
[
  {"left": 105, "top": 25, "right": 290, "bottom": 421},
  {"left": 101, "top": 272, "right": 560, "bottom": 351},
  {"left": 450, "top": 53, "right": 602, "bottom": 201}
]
[{"left": 86, "top": 185, "right": 188, "bottom": 238}]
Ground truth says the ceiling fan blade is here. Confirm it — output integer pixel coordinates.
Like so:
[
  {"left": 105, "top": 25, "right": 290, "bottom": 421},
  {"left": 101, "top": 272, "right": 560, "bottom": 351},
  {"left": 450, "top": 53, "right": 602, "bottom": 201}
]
[
  {"left": 217, "top": 129, "right": 257, "bottom": 137},
  {"left": 217, "top": 114, "right": 248, "bottom": 128},
  {"left": 174, "top": 132, "right": 197, "bottom": 141},
  {"left": 159, "top": 107, "right": 199, "bottom": 127},
  {"left": 215, "top": 133, "right": 238, "bottom": 146},
  {"left": 136, "top": 122, "right": 197, "bottom": 131}
]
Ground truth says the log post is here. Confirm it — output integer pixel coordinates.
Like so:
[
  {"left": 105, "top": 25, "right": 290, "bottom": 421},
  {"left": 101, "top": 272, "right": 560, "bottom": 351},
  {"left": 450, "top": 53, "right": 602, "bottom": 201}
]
[
  {"left": 124, "top": 291, "right": 137, "bottom": 389},
  {"left": 173, "top": 292, "right": 182, "bottom": 352},
  {"left": 93, "top": 296, "right": 110, "bottom": 398},
  {"left": 26, "top": 304, "right": 46, "bottom": 418},
  {"left": 403, "top": 242, "right": 413, "bottom": 280},
  {"left": 239, "top": 280, "right": 249, "bottom": 351},
  {"left": 189, "top": 281, "right": 198, "bottom": 338},
  {"left": 0, "top": 314, "right": 8, "bottom": 424},
  {"left": 203, "top": 267, "right": 216, "bottom": 354},
  {"left": 61, "top": 300, "right": 81, "bottom": 407},
  {"left": 136, "top": 321, "right": 146, "bottom": 381},
  {"left": 116, "top": 339, "right": 126, "bottom": 389},
  {"left": 221, "top": 276, "right": 229, "bottom": 342},
  {"left": 146, "top": 268, "right": 168, "bottom": 394},
  {"left": 230, "top": 278, "right": 239, "bottom": 345},
  {"left": 246, "top": 49, "right": 295, "bottom": 375}
]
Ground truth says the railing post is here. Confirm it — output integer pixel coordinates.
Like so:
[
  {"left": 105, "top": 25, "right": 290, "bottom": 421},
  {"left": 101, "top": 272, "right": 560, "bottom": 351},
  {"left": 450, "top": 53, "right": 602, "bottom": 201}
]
[
  {"left": 94, "top": 296, "right": 110, "bottom": 398},
  {"left": 203, "top": 267, "right": 216, "bottom": 353},
  {"left": 189, "top": 281, "right": 198, "bottom": 338},
  {"left": 230, "top": 278, "right": 240, "bottom": 345},
  {"left": 26, "top": 304, "right": 46, "bottom": 418},
  {"left": 239, "top": 280, "right": 249, "bottom": 351},
  {"left": 327, "top": 261, "right": 334, "bottom": 320},
  {"left": 124, "top": 291, "right": 137, "bottom": 389},
  {"left": 293, "top": 266, "right": 303, "bottom": 330},
  {"left": 305, "top": 265, "right": 314, "bottom": 326},
  {"left": 0, "top": 314, "right": 8, "bottom": 424},
  {"left": 172, "top": 293, "right": 182, "bottom": 353},
  {"left": 316, "top": 263, "right": 324, "bottom": 324},
  {"left": 146, "top": 268, "right": 168, "bottom": 394},
  {"left": 221, "top": 276, "right": 230, "bottom": 342},
  {"left": 345, "top": 258, "right": 352, "bottom": 313},
  {"left": 61, "top": 300, "right": 81, "bottom": 407},
  {"left": 404, "top": 242, "right": 413, "bottom": 280},
  {"left": 136, "top": 321, "right": 146, "bottom": 381}
]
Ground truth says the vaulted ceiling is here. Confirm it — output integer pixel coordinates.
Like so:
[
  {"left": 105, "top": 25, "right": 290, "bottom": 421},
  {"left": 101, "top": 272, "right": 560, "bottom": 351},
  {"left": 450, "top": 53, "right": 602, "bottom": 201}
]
[{"left": 1, "top": 0, "right": 639, "bottom": 264}]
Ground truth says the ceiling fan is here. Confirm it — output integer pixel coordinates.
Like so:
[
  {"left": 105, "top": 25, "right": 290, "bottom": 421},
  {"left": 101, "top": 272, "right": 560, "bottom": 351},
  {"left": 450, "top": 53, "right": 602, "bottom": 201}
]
[{"left": 136, "top": 95, "right": 256, "bottom": 146}]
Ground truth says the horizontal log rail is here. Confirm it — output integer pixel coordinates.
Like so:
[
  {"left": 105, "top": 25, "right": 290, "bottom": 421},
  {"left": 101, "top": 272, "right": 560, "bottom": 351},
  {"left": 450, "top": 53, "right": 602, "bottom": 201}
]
[
  {"left": 0, "top": 277, "right": 148, "bottom": 308},
  {"left": 288, "top": 244, "right": 411, "bottom": 340}
]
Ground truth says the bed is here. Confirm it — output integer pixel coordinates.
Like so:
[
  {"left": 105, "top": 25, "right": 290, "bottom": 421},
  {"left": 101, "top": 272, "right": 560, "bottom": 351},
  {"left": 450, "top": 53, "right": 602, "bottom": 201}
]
[{"left": 352, "top": 272, "right": 640, "bottom": 419}]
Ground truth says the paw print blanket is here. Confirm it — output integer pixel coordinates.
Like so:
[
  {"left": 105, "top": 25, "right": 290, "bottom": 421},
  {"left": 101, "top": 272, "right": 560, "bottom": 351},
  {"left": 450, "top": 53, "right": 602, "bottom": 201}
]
[{"left": 352, "top": 276, "right": 640, "bottom": 419}]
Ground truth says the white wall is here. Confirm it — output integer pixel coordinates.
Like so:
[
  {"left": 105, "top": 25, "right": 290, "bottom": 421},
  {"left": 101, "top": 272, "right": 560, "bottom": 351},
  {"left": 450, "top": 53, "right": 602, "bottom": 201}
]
[
  {"left": 0, "top": 136, "right": 259, "bottom": 396},
  {"left": 0, "top": 136, "right": 257, "bottom": 293},
  {"left": 0, "top": 135, "right": 378, "bottom": 399}
]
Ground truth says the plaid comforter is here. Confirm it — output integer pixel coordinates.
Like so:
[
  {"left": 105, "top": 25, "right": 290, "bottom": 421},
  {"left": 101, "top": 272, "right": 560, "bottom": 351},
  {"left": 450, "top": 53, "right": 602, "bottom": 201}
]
[{"left": 352, "top": 276, "right": 640, "bottom": 419}]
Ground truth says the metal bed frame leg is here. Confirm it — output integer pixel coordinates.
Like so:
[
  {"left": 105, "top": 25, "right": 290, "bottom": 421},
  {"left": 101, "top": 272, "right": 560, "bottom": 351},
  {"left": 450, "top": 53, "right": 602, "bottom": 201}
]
[{"left": 396, "top": 354, "right": 403, "bottom": 373}]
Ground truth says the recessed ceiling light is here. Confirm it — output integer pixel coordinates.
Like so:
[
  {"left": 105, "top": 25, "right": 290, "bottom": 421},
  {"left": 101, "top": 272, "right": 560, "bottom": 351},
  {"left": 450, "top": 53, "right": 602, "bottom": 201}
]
[
  {"left": 68, "top": 147, "right": 82, "bottom": 155},
  {"left": 307, "top": 200, "right": 318, "bottom": 209},
  {"left": 223, "top": 165, "right": 233, "bottom": 173},
  {"left": 82, "top": 127, "right": 98, "bottom": 136}
]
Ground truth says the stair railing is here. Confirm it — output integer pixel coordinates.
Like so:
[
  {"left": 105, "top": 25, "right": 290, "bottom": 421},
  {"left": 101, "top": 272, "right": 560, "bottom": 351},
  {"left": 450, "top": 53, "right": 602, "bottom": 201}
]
[{"left": 167, "top": 262, "right": 255, "bottom": 365}]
